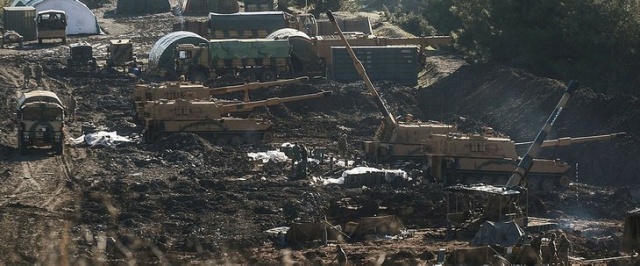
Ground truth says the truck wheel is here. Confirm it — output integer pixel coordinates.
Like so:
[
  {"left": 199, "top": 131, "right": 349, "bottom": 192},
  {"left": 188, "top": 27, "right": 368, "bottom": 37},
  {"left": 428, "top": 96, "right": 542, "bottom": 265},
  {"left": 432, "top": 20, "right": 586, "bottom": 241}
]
[
  {"left": 260, "top": 69, "right": 277, "bottom": 81},
  {"left": 239, "top": 70, "right": 257, "bottom": 82}
]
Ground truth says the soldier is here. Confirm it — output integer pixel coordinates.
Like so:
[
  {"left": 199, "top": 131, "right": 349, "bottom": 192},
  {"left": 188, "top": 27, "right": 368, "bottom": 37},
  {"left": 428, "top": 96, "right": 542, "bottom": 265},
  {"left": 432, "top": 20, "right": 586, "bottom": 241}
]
[
  {"left": 297, "top": 144, "right": 308, "bottom": 178},
  {"left": 33, "top": 64, "right": 43, "bottom": 86},
  {"left": 336, "top": 245, "right": 347, "bottom": 266},
  {"left": 558, "top": 234, "right": 572, "bottom": 266},
  {"left": 531, "top": 232, "right": 544, "bottom": 258},
  {"left": 548, "top": 233, "right": 558, "bottom": 265},
  {"left": 337, "top": 133, "right": 348, "bottom": 166},
  {"left": 22, "top": 64, "right": 32, "bottom": 89},
  {"left": 291, "top": 142, "right": 301, "bottom": 173},
  {"left": 67, "top": 95, "right": 77, "bottom": 122}
]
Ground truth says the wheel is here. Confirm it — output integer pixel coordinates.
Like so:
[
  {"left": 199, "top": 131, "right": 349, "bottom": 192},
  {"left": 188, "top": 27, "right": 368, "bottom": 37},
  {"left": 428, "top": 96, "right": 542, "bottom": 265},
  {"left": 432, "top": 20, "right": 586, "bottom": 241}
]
[
  {"left": 17, "top": 132, "right": 26, "bottom": 155},
  {"left": 62, "top": 37, "right": 67, "bottom": 44},
  {"left": 262, "top": 132, "right": 273, "bottom": 143},
  {"left": 239, "top": 70, "right": 257, "bottom": 82},
  {"left": 188, "top": 68, "right": 207, "bottom": 83},
  {"left": 38, "top": 38, "right": 42, "bottom": 44},
  {"left": 260, "top": 69, "right": 277, "bottom": 81}
]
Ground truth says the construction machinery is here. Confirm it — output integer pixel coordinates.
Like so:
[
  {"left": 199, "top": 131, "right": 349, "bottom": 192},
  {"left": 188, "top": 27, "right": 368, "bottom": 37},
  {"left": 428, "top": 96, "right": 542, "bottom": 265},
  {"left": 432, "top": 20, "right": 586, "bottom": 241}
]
[
  {"left": 16, "top": 90, "right": 65, "bottom": 155},
  {"left": 139, "top": 90, "right": 331, "bottom": 143},
  {"left": 36, "top": 10, "right": 67, "bottom": 44},
  {"left": 0, "top": 27, "right": 24, "bottom": 49},
  {"left": 132, "top": 77, "right": 308, "bottom": 115},
  {"left": 67, "top": 42, "right": 98, "bottom": 71},
  {"left": 176, "top": 38, "right": 297, "bottom": 82}
]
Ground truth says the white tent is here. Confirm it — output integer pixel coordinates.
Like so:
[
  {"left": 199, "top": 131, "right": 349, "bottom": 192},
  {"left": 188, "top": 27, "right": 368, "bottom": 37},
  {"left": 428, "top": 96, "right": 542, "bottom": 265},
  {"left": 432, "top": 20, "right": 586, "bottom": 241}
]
[{"left": 12, "top": 0, "right": 100, "bottom": 35}]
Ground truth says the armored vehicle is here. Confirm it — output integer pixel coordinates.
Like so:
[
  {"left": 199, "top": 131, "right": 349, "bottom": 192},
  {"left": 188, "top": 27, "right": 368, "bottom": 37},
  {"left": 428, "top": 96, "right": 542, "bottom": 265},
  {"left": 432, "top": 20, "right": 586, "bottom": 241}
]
[
  {"left": 0, "top": 28, "right": 24, "bottom": 49},
  {"left": 67, "top": 42, "right": 97, "bottom": 71},
  {"left": 36, "top": 10, "right": 67, "bottom": 44},
  {"left": 326, "top": 11, "right": 623, "bottom": 191},
  {"left": 132, "top": 77, "right": 308, "bottom": 116},
  {"left": 16, "top": 90, "right": 65, "bottom": 155},
  {"left": 140, "top": 91, "right": 331, "bottom": 143}
]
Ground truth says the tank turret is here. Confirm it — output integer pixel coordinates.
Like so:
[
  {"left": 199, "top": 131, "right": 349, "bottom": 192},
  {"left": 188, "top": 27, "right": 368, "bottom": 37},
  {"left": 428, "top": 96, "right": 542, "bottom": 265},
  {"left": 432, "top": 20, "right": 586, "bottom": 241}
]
[
  {"left": 133, "top": 77, "right": 309, "bottom": 116},
  {"left": 141, "top": 90, "right": 330, "bottom": 144}
]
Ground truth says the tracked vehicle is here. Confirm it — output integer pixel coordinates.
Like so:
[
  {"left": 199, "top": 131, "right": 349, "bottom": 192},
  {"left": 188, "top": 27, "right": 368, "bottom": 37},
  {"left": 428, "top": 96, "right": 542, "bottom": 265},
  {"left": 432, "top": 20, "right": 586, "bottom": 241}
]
[
  {"left": 140, "top": 91, "right": 330, "bottom": 144},
  {"left": 16, "top": 90, "right": 65, "bottom": 155},
  {"left": 326, "top": 10, "right": 624, "bottom": 191},
  {"left": 132, "top": 77, "right": 308, "bottom": 116}
]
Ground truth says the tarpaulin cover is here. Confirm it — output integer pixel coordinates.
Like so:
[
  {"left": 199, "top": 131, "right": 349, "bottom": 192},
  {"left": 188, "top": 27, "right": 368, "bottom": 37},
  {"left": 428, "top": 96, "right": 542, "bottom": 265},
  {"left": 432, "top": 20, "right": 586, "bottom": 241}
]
[
  {"left": 147, "top": 31, "right": 207, "bottom": 76},
  {"left": 208, "top": 38, "right": 290, "bottom": 59},
  {"left": 72, "top": 131, "right": 133, "bottom": 147},
  {"left": 13, "top": 0, "right": 100, "bottom": 35},
  {"left": 470, "top": 221, "right": 524, "bottom": 247},
  {"left": 209, "top": 11, "right": 286, "bottom": 31}
]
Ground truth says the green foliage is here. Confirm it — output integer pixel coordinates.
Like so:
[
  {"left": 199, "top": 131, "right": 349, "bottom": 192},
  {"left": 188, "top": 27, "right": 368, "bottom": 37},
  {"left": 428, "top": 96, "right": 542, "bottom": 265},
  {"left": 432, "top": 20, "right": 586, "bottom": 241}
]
[
  {"left": 420, "top": 0, "right": 640, "bottom": 94},
  {"left": 393, "top": 12, "right": 436, "bottom": 36}
]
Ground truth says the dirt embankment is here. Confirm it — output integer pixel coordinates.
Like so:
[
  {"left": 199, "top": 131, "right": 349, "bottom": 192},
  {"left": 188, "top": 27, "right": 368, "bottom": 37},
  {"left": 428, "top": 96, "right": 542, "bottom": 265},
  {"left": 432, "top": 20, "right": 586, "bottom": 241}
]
[{"left": 418, "top": 61, "right": 640, "bottom": 187}]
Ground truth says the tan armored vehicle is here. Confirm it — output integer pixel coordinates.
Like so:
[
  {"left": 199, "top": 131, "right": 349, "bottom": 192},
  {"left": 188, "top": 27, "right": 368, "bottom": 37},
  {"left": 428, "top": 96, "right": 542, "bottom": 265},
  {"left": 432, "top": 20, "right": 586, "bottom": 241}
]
[
  {"left": 16, "top": 90, "right": 65, "bottom": 155},
  {"left": 140, "top": 91, "right": 331, "bottom": 144},
  {"left": 326, "top": 10, "right": 625, "bottom": 191},
  {"left": 132, "top": 77, "right": 308, "bottom": 117}
]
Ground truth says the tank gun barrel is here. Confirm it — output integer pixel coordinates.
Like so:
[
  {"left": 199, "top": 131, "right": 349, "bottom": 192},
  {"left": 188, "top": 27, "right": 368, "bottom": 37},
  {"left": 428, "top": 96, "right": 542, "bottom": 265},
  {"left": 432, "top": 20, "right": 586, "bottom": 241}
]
[
  {"left": 220, "top": 91, "right": 331, "bottom": 114},
  {"left": 209, "top": 77, "right": 309, "bottom": 99},
  {"left": 506, "top": 80, "right": 579, "bottom": 188},
  {"left": 326, "top": 10, "right": 397, "bottom": 126},
  {"left": 516, "top": 132, "right": 627, "bottom": 148}
]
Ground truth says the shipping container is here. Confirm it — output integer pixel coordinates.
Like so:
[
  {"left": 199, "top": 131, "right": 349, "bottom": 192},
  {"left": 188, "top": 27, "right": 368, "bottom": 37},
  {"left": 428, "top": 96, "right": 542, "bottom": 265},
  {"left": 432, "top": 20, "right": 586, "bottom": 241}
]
[
  {"left": 330, "top": 45, "right": 419, "bottom": 86},
  {"left": 3, "top": 7, "right": 37, "bottom": 41}
]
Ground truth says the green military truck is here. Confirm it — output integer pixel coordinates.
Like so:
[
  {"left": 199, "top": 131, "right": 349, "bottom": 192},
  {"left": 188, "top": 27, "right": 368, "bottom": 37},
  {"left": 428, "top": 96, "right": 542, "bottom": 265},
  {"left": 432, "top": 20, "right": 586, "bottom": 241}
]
[
  {"left": 16, "top": 90, "right": 65, "bottom": 155},
  {"left": 176, "top": 38, "right": 293, "bottom": 82}
]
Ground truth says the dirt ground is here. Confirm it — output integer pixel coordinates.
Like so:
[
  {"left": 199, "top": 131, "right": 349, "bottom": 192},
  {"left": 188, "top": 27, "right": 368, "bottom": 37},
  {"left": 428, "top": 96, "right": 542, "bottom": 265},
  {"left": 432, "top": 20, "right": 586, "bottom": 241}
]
[{"left": 0, "top": 1, "right": 639, "bottom": 265}]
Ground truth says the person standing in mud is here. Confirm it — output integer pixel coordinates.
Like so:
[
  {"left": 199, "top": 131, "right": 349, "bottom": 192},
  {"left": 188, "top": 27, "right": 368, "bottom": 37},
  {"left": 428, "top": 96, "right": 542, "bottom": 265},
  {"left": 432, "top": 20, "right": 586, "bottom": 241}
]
[
  {"left": 337, "top": 133, "right": 348, "bottom": 166},
  {"left": 548, "top": 233, "right": 558, "bottom": 265},
  {"left": 297, "top": 144, "right": 308, "bottom": 178},
  {"left": 22, "top": 64, "right": 32, "bottom": 89},
  {"left": 67, "top": 95, "right": 77, "bottom": 122},
  {"left": 558, "top": 234, "right": 572, "bottom": 266},
  {"left": 531, "top": 232, "right": 544, "bottom": 258},
  {"left": 291, "top": 142, "right": 301, "bottom": 173},
  {"left": 33, "top": 64, "right": 43, "bottom": 87}
]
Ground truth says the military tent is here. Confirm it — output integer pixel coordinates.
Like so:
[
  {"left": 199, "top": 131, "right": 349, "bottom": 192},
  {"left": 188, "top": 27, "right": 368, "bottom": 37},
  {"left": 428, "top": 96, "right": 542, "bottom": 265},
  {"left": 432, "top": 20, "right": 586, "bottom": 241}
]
[
  {"left": 182, "top": 0, "right": 239, "bottom": 15},
  {"left": 11, "top": 0, "right": 100, "bottom": 35},
  {"left": 622, "top": 208, "right": 640, "bottom": 253},
  {"left": 147, "top": 31, "right": 207, "bottom": 78},
  {"left": 116, "top": 0, "right": 170, "bottom": 14},
  {"left": 470, "top": 221, "right": 524, "bottom": 247}
]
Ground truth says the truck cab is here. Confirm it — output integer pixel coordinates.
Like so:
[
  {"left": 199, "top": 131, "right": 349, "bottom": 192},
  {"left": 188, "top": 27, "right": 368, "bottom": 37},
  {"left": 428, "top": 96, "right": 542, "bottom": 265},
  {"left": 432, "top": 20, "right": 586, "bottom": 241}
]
[
  {"left": 16, "top": 90, "right": 65, "bottom": 155},
  {"left": 36, "top": 10, "right": 67, "bottom": 44},
  {"left": 176, "top": 43, "right": 210, "bottom": 83}
]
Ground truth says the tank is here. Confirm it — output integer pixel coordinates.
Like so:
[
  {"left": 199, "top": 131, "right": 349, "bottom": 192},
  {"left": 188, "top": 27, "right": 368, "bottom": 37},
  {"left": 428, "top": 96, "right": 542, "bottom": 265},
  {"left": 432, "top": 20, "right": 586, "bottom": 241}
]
[
  {"left": 132, "top": 77, "right": 309, "bottom": 116},
  {"left": 140, "top": 90, "right": 331, "bottom": 144},
  {"left": 325, "top": 11, "right": 623, "bottom": 191}
]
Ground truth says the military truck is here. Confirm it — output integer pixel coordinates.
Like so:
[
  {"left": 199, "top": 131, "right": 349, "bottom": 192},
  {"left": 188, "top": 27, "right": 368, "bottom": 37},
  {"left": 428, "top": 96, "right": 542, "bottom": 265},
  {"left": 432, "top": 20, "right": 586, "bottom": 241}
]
[
  {"left": 139, "top": 91, "right": 331, "bottom": 144},
  {"left": 67, "top": 42, "right": 97, "bottom": 71},
  {"left": 16, "top": 90, "right": 65, "bottom": 155},
  {"left": 132, "top": 77, "right": 308, "bottom": 116},
  {"left": 36, "top": 10, "right": 67, "bottom": 44},
  {"left": 176, "top": 38, "right": 296, "bottom": 82}
]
